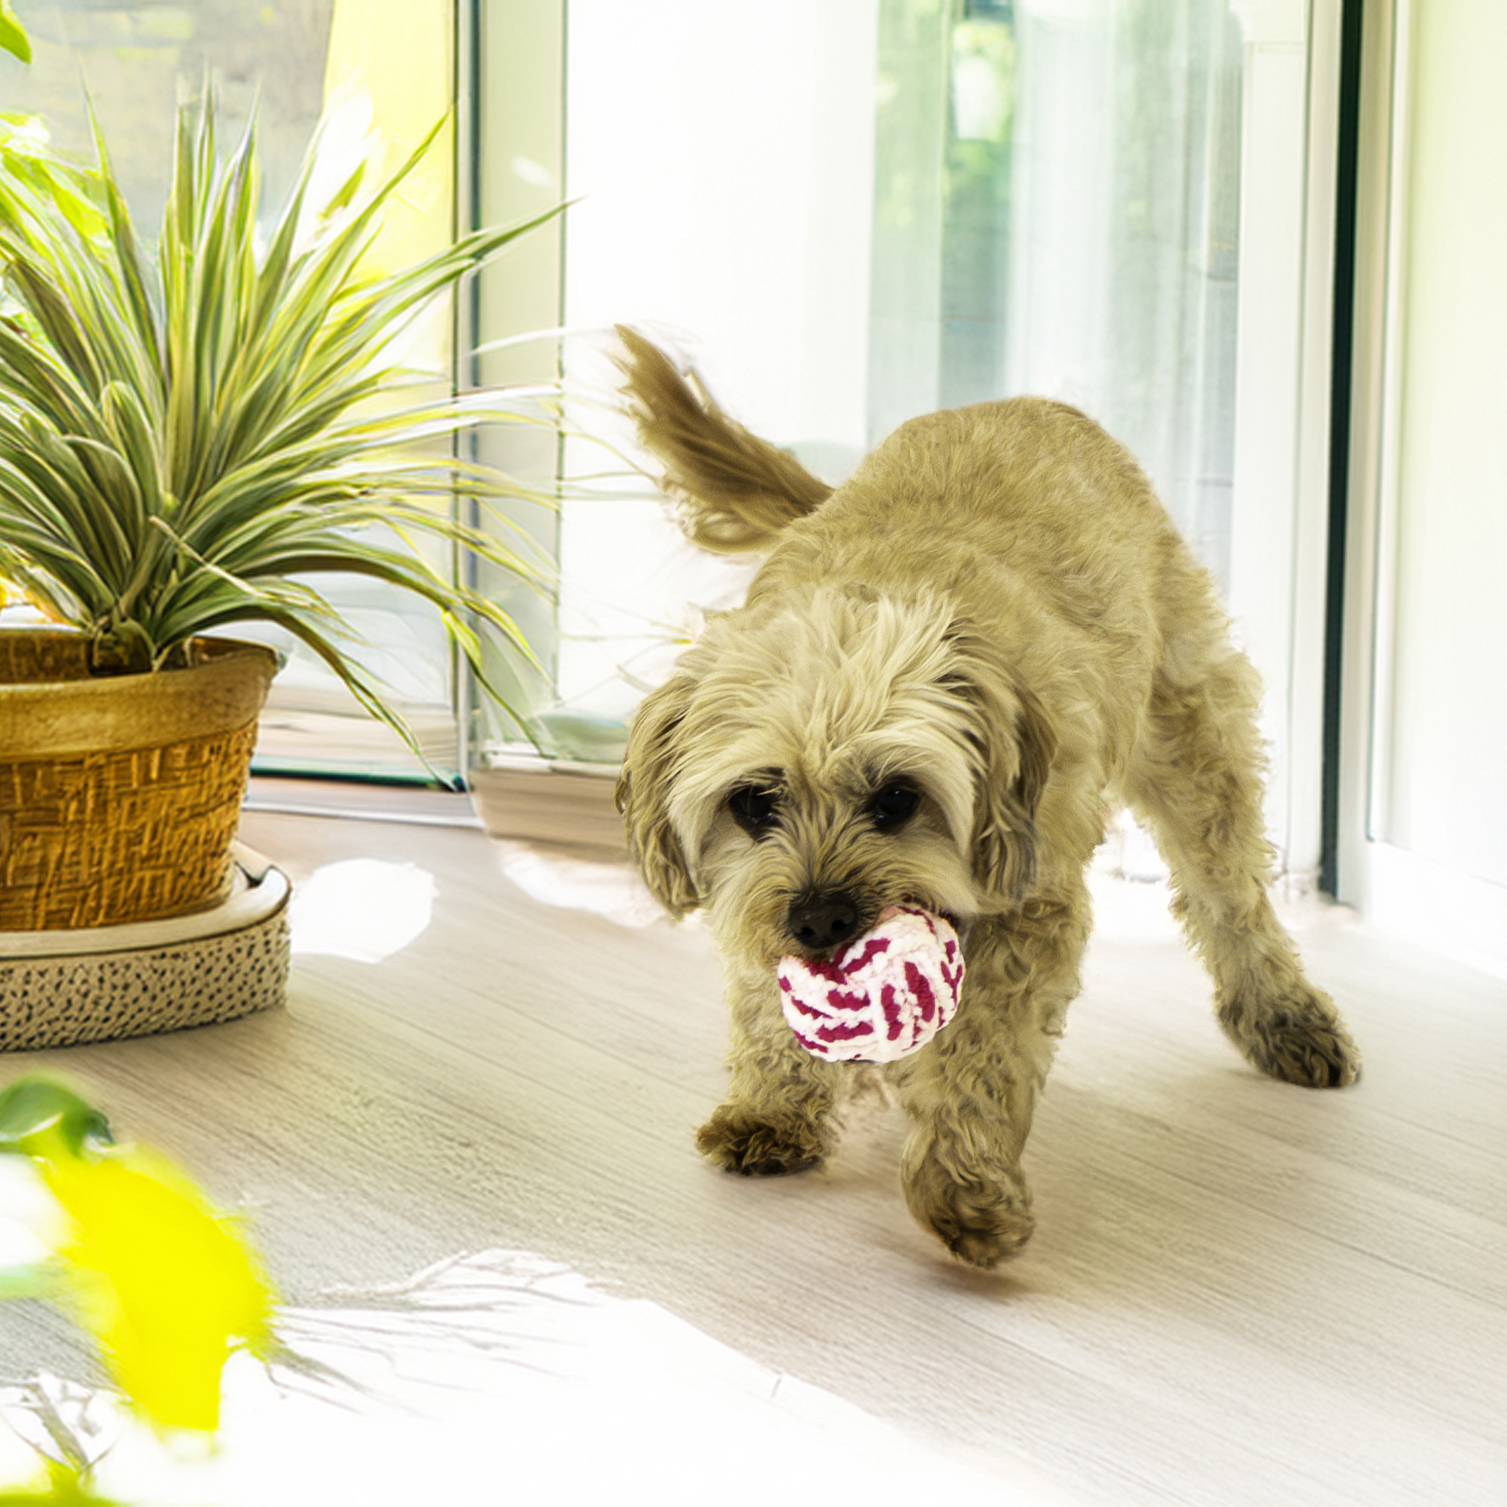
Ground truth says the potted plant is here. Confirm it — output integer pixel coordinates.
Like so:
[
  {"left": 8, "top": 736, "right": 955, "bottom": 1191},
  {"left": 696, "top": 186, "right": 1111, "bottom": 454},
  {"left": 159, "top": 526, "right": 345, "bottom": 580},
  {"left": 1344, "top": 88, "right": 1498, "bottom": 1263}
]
[{"left": 0, "top": 92, "right": 559, "bottom": 933}]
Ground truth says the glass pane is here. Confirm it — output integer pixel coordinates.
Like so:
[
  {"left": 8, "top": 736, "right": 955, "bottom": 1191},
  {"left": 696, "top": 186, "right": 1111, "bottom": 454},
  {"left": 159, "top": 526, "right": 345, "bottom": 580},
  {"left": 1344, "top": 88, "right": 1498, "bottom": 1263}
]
[
  {"left": 472, "top": 1, "right": 1248, "bottom": 769},
  {"left": 6, "top": 0, "right": 333, "bottom": 224},
  {"left": 537, "top": 1, "right": 881, "bottom": 767},
  {"left": 3, "top": 0, "right": 460, "bottom": 782}
]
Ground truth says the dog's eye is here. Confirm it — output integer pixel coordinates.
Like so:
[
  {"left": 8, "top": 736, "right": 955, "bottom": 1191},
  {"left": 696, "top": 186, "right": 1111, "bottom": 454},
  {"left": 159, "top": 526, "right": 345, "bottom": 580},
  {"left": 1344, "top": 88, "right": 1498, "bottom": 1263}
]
[
  {"left": 728, "top": 785, "right": 781, "bottom": 837},
  {"left": 870, "top": 783, "right": 921, "bottom": 831}
]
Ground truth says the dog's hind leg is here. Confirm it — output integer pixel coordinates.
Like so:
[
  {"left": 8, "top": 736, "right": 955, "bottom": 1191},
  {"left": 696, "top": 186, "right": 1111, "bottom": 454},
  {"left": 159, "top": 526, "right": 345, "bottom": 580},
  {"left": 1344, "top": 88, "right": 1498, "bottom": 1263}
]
[
  {"left": 696, "top": 961, "right": 844, "bottom": 1175},
  {"left": 888, "top": 884, "right": 1090, "bottom": 1268},
  {"left": 1122, "top": 651, "right": 1361, "bottom": 1088}
]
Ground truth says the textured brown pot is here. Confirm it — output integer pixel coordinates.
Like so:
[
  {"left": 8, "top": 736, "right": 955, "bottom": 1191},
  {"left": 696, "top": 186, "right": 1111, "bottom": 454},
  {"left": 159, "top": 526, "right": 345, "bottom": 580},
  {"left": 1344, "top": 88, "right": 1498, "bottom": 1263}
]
[{"left": 0, "top": 628, "right": 277, "bottom": 930}]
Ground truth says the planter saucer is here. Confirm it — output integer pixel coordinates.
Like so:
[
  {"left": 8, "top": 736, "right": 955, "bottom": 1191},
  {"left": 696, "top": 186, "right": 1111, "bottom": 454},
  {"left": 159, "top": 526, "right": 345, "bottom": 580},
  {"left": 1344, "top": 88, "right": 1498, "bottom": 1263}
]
[{"left": 0, "top": 844, "right": 290, "bottom": 1051}]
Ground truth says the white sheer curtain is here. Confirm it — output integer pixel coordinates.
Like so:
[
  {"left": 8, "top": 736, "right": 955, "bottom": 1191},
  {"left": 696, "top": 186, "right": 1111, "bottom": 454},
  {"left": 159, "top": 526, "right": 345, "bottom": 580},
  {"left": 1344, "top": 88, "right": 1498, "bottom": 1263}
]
[
  {"left": 1006, "top": 0, "right": 1242, "bottom": 589},
  {"left": 868, "top": 0, "right": 1244, "bottom": 592}
]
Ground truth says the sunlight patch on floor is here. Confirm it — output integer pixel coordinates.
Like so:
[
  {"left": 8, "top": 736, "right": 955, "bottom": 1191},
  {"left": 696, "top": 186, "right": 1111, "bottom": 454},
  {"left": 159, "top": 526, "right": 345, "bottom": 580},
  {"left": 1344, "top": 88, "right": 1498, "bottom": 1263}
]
[
  {"left": 14, "top": 1249, "right": 1069, "bottom": 1506},
  {"left": 492, "top": 842, "right": 670, "bottom": 929},
  {"left": 288, "top": 859, "right": 437, "bottom": 964}
]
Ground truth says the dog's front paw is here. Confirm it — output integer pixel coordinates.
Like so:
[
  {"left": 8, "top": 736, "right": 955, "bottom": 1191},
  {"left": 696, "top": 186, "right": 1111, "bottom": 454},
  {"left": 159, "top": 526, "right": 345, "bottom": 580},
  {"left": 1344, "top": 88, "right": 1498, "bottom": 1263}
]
[
  {"left": 696, "top": 1105, "right": 829, "bottom": 1176},
  {"left": 1218, "top": 984, "right": 1361, "bottom": 1088},
  {"left": 901, "top": 1139, "right": 1035, "bottom": 1269}
]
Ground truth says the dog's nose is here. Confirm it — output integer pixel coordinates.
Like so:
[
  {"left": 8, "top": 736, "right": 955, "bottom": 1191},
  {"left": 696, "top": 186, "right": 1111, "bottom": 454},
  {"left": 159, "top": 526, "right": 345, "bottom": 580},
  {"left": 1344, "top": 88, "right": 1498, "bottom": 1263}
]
[{"left": 787, "top": 891, "right": 863, "bottom": 953}]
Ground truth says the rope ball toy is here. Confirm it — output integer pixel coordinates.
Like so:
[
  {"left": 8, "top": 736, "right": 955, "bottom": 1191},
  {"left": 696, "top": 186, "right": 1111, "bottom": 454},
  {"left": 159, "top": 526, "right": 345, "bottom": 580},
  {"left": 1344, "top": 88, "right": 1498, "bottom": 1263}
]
[{"left": 777, "top": 905, "right": 964, "bottom": 1063}]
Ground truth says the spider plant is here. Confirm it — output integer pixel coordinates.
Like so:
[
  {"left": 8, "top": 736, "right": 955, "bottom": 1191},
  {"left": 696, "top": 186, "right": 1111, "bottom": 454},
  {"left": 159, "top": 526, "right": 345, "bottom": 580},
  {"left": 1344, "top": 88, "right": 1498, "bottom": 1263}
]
[{"left": 0, "top": 90, "right": 560, "bottom": 743}]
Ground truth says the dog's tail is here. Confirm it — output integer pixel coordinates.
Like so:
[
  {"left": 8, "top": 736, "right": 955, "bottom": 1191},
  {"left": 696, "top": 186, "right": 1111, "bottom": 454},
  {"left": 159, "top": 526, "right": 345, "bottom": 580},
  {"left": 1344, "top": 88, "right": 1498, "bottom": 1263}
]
[{"left": 614, "top": 325, "right": 833, "bottom": 553}]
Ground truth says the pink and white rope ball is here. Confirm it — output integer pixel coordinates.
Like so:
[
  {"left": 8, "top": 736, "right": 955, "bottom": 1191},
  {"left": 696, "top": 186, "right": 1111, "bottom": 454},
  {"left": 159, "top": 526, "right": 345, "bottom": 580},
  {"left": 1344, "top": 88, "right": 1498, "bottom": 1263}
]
[{"left": 777, "top": 905, "right": 964, "bottom": 1063}]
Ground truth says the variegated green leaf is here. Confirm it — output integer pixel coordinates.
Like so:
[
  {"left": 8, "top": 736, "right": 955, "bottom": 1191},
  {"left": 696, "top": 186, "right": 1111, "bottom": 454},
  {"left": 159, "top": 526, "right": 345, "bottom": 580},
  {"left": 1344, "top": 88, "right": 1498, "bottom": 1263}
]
[{"left": 0, "top": 87, "right": 571, "bottom": 743}]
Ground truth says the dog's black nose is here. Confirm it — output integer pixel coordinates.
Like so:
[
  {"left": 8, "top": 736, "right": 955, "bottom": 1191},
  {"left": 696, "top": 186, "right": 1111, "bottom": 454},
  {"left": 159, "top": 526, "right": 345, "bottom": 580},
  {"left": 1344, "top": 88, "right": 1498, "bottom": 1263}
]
[{"left": 787, "top": 891, "right": 863, "bottom": 952}]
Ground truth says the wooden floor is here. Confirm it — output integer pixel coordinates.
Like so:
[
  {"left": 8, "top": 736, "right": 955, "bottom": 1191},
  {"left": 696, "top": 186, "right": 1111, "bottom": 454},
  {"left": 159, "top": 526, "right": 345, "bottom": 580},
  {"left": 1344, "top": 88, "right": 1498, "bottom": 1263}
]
[{"left": 2, "top": 789, "right": 1504, "bottom": 1505}]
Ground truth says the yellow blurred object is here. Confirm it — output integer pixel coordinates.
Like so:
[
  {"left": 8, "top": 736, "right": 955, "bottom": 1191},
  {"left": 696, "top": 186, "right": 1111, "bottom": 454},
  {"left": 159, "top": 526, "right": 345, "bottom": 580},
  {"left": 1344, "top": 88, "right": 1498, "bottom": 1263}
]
[{"left": 26, "top": 1127, "right": 276, "bottom": 1434}]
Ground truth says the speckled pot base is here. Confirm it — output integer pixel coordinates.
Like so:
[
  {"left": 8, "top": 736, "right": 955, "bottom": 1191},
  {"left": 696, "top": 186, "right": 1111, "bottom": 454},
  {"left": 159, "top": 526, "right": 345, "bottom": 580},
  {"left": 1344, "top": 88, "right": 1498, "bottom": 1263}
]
[{"left": 0, "top": 848, "right": 290, "bottom": 1051}]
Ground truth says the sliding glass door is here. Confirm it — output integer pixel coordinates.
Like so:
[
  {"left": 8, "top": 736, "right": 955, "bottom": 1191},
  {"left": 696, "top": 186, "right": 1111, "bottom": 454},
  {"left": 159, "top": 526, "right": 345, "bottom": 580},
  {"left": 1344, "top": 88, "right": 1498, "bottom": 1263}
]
[{"left": 524, "top": 0, "right": 1344, "bottom": 885}]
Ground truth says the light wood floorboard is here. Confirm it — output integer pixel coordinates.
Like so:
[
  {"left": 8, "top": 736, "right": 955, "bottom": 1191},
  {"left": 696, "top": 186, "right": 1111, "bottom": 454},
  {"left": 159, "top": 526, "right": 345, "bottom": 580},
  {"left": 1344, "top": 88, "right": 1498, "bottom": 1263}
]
[{"left": 2, "top": 803, "right": 1504, "bottom": 1505}]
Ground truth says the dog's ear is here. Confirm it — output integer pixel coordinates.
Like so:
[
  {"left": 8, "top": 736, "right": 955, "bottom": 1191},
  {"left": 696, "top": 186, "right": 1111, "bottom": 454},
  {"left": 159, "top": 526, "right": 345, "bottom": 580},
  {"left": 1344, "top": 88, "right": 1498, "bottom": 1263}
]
[
  {"left": 944, "top": 628, "right": 1058, "bottom": 905},
  {"left": 972, "top": 678, "right": 1055, "bottom": 904},
  {"left": 616, "top": 675, "right": 700, "bottom": 917}
]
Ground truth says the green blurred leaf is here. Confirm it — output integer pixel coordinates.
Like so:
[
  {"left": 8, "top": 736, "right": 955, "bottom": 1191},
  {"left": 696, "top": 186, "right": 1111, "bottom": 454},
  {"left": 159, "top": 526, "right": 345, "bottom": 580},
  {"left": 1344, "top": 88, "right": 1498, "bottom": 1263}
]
[
  {"left": 0, "top": 1, "right": 30, "bottom": 65},
  {"left": 0, "top": 1079, "right": 113, "bottom": 1158}
]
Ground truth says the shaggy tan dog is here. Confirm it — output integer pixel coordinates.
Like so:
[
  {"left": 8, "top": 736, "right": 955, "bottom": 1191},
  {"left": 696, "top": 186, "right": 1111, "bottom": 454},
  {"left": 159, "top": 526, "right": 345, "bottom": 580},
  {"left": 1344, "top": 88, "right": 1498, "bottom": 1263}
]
[{"left": 613, "top": 328, "right": 1360, "bottom": 1268}]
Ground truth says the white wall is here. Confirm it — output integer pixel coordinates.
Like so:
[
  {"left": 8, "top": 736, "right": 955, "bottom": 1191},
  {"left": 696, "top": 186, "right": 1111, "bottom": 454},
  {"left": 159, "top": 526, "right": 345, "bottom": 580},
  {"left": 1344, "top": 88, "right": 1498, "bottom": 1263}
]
[
  {"left": 1381, "top": 0, "right": 1507, "bottom": 889},
  {"left": 1340, "top": 0, "right": 1507, "bottom": 980}
]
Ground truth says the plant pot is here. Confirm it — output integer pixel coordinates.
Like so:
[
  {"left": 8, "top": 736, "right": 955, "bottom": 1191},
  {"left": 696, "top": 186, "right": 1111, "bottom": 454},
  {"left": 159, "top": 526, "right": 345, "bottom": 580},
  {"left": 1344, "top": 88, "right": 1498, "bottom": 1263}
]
[{"left": 0, "top": 628, "right": 277, "bottom": 930}]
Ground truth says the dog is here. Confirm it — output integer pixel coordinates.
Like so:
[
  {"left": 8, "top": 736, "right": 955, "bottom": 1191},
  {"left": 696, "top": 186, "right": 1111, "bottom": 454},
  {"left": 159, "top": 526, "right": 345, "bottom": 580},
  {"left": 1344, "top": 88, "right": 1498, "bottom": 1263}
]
[{"left": 612, "top": 327, "right": 1360, "bottom": 1268}]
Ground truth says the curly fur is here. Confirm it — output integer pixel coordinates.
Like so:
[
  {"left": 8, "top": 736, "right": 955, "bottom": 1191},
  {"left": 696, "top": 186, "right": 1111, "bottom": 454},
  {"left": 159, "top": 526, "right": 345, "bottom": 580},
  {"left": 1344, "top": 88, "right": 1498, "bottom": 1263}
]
[{"left": 613, "top": 328, "right": 1361, "bottom": 1269}]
